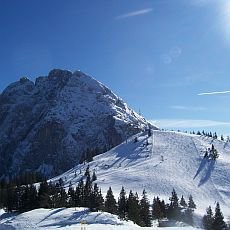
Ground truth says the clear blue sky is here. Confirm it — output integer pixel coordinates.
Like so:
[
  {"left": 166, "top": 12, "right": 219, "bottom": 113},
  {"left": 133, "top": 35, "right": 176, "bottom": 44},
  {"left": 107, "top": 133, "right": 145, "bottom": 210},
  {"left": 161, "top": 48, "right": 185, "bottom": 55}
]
[{"left": 1, "top": 0, "right": 230, "bottom": 135}]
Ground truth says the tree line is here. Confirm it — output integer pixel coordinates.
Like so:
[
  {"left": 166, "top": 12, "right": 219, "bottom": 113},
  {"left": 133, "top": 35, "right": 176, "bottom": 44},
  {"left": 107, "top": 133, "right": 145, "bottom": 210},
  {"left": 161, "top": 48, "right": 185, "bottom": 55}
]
[
  {"left": 0, "top": 166, "right": 196, "bottom": 227},
  {"left": 167, "top": 128, "right": 229, "bottom": 142},
  {"left": 0, "top": 166, "right": 229, "bottom": 229}
]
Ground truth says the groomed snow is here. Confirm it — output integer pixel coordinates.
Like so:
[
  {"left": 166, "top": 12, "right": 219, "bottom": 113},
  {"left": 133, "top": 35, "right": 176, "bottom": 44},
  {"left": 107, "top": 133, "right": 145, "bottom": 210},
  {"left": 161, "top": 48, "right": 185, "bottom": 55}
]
[{"left": 0, "top": 208, "right": 201, "bottom": 229}]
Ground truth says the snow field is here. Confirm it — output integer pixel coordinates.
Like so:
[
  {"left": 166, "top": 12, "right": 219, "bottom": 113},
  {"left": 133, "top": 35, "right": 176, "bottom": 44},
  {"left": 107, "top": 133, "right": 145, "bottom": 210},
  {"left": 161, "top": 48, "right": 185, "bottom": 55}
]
[
  {"left": 53, "top": 130, "right": 230, "bottom": 220},
  {"left": 0, "top": 208, "right": 201, "bottom": 229}
]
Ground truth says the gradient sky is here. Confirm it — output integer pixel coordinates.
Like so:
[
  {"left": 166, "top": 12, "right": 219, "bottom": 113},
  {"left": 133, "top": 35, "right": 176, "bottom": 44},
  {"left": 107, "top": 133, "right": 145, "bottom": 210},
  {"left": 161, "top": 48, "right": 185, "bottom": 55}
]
[{"left": 1, "top": 0, "right": 230, "bottom": 135}]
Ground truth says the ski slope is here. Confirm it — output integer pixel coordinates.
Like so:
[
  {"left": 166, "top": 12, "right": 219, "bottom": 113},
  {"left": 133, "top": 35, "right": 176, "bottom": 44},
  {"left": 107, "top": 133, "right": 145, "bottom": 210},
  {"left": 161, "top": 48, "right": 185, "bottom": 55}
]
[
  {"left": 1, "top": 130, "right": 229, "bottom": 229},
  {"left": 52, "top": 130, "right": 230, "bottom": 220},
  {"left": 0, "top": 208, "right": 201, "bottom": 229}
]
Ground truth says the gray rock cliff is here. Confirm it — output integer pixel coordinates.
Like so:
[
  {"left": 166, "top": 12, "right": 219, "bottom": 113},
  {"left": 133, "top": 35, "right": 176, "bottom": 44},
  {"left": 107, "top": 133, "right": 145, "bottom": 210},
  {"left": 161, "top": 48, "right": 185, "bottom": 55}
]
[{"left": 0, "top": 69, "right": 157, "bottom": 178}]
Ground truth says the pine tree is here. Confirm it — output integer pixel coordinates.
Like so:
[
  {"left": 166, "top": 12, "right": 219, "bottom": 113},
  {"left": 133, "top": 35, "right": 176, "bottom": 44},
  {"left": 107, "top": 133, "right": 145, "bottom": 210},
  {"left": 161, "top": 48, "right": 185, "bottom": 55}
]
[
  {"left": 83, "top": 173, "right": 92, "bottom": 207},
  {"left": 188, "top": 195, "right": 196, "bottom": 210},
  {"left": 53, "top": 180, "right": 67, "bottom": 208},
  {"left": 127, "top": 190, "right": 140, "bottom": 225},
  {"left": 168, "top": 189, "right": 180, "bottom": 220},
  {"left": 68, "top": 183, "right": 75, "bottom": 207},
  {"left": 5, "top": 184, "right": 17, "bottom": 212},
  {"left": 104, "top": 187, "right": 117, "bottom": 214},
  {"left": 60, "top": 187, "right": 68, "bottom": 207},
  {"left": 213, "top": 132, "right": 218, "bottom": 139},
  {"left": 20, "top": 185, "right": 30, "bottom": 212},
  {"left": 160, "top": 200, "right": 166, "bottom": 218},
  {"left": 98, "top": 188, "right": 104, "bottom": 210},
  {"left": 75, "top": 178, "right": 84, "bottom": 207},
  {"left": 84, "top": 165, "right": 90, "bottom": 177},
  {"left": 28, "top": 184, "right": 38, "bottom": 210},
  {"left": 38, "top": 180, "right": 51, "bottom": 208},
  {"left": 212, "top": 202, "right": 227, "bottom": 230},
  {"left": 20, "top": 184, "right": 38, "bottom": 212},
  {"left": 118, "top": 186, "right": 127, "bottom": 220},
  {"left": 203, "top": 206, "right": 214, "bottom": 230},
  {"left": 49, "top": 181, "right": 58, "bottom": 208},
  {"left": 15, "top": 185, "right": 24, "bottom": 212},
  {"left": 0, "top": 184, "right": 4, "bottom": 208},
  {"left": 152, "top": 196, "right": 164, "bottom": 220},
  {"left": 139, "top": 189, "right": 152, "bottom": 227},
  {"left": 182, "top": 195, "right": 196, "bottom": 225},
  {"left": 88, "top": 183, "right": 97, "bottom": 211},
  {"left": 212, "top": 149, "right": 219, "bottom": 160},
  {"left": 180, "top": 195, "right": 187, "bottom": 208},
  {"left": 210, "top": 145, "right": 219, "bottom": 160},
  {"left": 89, "top": 183, "right": 104, "bottom": 211},
  {"left": 92, "top": 170, "right": 97, "bottom": 181},
  {"left": 58, "top": 178, "right": 64, "bottom": 187}
]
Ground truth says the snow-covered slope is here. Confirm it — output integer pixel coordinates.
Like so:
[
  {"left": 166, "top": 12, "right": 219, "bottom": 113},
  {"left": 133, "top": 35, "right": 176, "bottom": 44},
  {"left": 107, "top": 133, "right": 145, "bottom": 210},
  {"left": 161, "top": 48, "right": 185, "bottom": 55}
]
[
  {"left": 0, "top": 207, "right": 136, "bottom": 229},
  {"left": 0, "top": 208, "right": 201, "bottom": 229},
  {"left": 0, "top": 69, "right": 155, "bottom": 178},
  {"left": 52, "top": 130, "right": 230, "bottom": 219}
]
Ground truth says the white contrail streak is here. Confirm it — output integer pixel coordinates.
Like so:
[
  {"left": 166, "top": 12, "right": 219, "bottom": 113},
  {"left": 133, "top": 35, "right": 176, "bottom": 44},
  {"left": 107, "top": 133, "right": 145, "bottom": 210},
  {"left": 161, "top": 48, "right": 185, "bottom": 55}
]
[
  {"left": 198, "top": 90, "right": 230, "bottom": 95},
  {"left": 115, "top": 8, "right": 153, "bottom": 19}
]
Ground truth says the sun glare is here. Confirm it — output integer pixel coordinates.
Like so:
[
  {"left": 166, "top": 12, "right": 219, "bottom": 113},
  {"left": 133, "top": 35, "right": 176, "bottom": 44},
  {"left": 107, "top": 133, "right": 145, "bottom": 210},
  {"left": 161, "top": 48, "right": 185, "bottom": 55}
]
[{"left": 220, "top": 1, "right": 230, "bottom": 43}]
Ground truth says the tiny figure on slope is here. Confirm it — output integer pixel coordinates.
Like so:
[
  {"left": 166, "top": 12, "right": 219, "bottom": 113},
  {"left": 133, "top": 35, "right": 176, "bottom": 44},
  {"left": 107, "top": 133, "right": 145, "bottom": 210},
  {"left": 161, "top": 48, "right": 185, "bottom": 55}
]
[{"left": 161, "top": 155, "right": 164, "bottom": 161}]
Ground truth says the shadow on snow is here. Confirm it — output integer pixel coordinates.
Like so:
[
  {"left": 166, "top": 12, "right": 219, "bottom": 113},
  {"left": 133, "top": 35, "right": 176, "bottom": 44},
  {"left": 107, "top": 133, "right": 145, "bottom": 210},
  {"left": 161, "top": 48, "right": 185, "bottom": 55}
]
[{"left": 193, "top": 158, "right": 216, "bottom": 187}]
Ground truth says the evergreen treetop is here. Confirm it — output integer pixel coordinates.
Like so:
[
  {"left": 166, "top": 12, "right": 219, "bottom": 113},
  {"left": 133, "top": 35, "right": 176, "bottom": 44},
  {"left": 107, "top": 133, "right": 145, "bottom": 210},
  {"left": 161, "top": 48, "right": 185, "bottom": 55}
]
[
  {"left": 188, "top": 195, "right": 196, "bottom": 210},
  {"left": 213, "top": 202, "right": 227, "bottom": 230},
  {"left": 203, "top": 206, "right": 214, "bottom": 230},
  {"left": 104, "top": 187, "right": 117, "bottom": 214},
  {"left": 180, "top": 195, "right": 187, "bottom": 208},
  {"left": 139, "top": 189, "right": 152, "bottom": 227},
  {"left": 118, "top": 186, "right": 127, "bottom": 220}
]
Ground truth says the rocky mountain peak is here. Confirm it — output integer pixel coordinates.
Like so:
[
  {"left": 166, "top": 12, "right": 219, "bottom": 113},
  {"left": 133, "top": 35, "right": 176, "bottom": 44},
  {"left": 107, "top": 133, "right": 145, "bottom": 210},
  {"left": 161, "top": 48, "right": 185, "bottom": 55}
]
[
  {"left": 0, "top": 69, "right": 157, "bottom": 178},
  {"left": 48, "top": 69, "right": 72, "bottom": 83},
  {"left": 1, "top": 77, "right": 34, "bottom": 100}
]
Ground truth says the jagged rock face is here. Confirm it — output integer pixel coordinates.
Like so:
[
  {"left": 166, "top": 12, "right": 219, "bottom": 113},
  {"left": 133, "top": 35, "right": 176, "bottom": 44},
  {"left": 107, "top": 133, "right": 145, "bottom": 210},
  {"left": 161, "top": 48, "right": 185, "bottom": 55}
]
[{"left": 0, "top": 69, "right": 157, "bottom": 178}]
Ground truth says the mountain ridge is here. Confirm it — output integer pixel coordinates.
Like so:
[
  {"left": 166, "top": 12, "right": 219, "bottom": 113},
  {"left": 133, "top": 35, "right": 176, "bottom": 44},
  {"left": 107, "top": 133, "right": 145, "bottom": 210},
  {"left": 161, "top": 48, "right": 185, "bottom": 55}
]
[{"left": 0, "top": 69, "right": 156, "bottom": 178}]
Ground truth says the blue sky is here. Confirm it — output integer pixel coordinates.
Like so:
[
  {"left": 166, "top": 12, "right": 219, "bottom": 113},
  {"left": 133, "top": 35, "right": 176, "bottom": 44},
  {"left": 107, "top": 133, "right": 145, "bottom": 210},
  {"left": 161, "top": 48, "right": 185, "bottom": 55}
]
[{"left": 1, "top": 0, "right": 230, "bottom": 135}]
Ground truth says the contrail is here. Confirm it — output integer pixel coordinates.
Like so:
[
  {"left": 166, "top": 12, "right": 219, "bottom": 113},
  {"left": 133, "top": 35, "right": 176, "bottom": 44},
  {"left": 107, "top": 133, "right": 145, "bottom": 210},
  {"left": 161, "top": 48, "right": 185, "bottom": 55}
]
[
  {"left": 198, "top": 90, "right": 230, "bottom": 96},
  {"left": 115, "top": 8, "right": 153, "bottom": 20}
]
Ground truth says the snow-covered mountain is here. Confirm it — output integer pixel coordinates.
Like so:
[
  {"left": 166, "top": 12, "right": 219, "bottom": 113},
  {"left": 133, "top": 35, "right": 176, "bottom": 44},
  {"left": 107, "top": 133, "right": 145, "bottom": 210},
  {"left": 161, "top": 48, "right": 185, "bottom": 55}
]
[
  {"left": 52, "top": 130, "right": 230, "bottom": 220},
  {"left": 0, "top": 69, "right": 155, "bottom": 178}
]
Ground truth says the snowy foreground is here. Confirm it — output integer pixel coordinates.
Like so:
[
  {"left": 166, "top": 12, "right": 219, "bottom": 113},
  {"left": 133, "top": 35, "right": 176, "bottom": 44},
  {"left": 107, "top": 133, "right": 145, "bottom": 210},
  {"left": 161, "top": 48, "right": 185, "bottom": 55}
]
[{"left": 0, "top": 207, "right": 201, "bottom": 229}]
